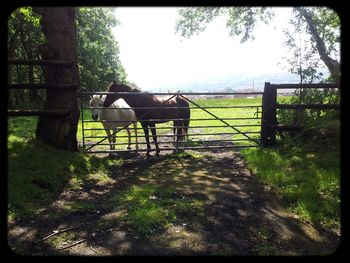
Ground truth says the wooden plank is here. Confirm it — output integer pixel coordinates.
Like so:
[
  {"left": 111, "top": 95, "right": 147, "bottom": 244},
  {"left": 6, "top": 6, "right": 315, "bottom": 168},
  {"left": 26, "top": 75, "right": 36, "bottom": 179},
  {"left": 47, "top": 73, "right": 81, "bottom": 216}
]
[
  {"left": 8, "top": 83, "right": 78, "bottom": 90},
  {"left": 8, "top": 58, "right": 74, "bottom": 67},
  {"left": 276, "top": 104, "right": 340, "bottom": 110},
  {"left": 269, "top": 83, "right": 339, "bottom": 90},
  {"left": 8, "top": 109, "right": 71, "bottom": 117}
]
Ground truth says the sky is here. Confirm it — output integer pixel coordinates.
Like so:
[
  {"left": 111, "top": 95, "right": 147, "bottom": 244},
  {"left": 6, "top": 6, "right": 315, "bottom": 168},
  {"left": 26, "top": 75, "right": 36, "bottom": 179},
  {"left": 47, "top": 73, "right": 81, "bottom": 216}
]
[{"left": 112, "top": 7, "right": 294, "bottom": 91}]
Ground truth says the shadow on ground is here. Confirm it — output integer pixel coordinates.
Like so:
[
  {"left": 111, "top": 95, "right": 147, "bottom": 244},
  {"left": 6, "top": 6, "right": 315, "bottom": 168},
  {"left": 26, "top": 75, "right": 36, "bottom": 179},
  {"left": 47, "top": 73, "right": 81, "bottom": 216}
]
[{"left": 7, "top": 149, "right": 340, "bottom": 256}]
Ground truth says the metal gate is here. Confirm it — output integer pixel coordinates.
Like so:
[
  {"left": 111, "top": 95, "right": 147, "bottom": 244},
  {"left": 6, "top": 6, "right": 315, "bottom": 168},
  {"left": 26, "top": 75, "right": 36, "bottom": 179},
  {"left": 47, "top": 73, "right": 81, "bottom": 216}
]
[{"left": 80, "top": 91, "right": 263, "bottom": 154}]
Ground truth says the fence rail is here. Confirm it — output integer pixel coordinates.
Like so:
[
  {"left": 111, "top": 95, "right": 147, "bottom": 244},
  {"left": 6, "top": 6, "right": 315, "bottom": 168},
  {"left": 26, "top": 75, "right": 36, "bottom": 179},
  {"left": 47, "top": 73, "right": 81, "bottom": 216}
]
[
  {"left": 8, "top": 58, "right": 77, "bottom": 117},
  {"left": 8, "top": 109, "right": 71, "bottom": 117},
  {"left": 260, "top": 82, "right": 340, "bottom": 147},
  {"left": 8, "top": 83, "right": 79, "bottom": 90},
  {"left": 8, "top": 58, "right": 74, "bottom": 67}
]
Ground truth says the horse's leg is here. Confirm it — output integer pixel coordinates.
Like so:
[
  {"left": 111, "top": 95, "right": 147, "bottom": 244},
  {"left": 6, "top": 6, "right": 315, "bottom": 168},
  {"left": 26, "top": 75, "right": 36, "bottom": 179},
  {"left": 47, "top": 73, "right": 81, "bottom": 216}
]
[
  {"left": 174, "top": 121, "right": 181, "bottom": 152},
  {"left": 172, "top": 121, "right": 176, "bottom": 144},
  {"left": 177, "top": 120, "right": 187, "bottom": 152},
  {"left": 126, "top": 127, "right": 131, "bottom": 150},
  {"left": 141, "top": 122, "right": 151, "bottom": 157},
  {"left": 133, "top": 121, "right": 139, "bottom": 151},
  {"left": 149, "top": 123, "right": 160, "bottom": 156},
  {"left": 183, "top": 118, "right": 190, "bottom": 141},
  {"left": 174, "top": 120, "right": 184, "bottom": 152},
  {"left": 105, "top": 128, "right": 112, "bottom": 151},
  {"left": 112, "top": 129, "right": 116, "bottom": 151}
]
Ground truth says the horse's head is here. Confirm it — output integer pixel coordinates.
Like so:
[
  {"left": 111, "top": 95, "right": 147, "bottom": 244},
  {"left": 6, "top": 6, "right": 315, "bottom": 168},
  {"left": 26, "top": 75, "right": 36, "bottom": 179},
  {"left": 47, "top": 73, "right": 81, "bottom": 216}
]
[
  {"left": 89, "top": 94, "right": 104, "bottom": 120},
  {"left": 103, "top": 80, "right": 141, "bottom": 107}
]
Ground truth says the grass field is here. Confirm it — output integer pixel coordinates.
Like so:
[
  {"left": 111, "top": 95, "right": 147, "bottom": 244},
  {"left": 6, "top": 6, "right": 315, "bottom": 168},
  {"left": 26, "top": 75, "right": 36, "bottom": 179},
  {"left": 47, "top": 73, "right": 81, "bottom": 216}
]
[{"left": 7, "top": 95, "right": 340, "bottom": 234}]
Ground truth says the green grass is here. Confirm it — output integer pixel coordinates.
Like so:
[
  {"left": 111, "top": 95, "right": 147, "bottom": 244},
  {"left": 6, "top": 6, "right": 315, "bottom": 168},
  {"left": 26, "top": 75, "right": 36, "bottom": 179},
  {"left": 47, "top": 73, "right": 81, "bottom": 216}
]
[
  {"left": 241, "top": 140, "right": 340, "bottom": 231},
  {"left": 113, "top": 184, "right": 202, "bottom": 236},
  {"left": 7, "top": 116, "right": 120, "bottom": 221}
]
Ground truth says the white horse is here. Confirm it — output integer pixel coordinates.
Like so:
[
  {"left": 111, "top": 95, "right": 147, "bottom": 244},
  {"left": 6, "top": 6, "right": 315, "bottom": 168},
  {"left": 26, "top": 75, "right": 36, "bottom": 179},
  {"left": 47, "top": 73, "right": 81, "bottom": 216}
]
[{"left": 89, "top": 95, "right": 139, "bottom": 152}]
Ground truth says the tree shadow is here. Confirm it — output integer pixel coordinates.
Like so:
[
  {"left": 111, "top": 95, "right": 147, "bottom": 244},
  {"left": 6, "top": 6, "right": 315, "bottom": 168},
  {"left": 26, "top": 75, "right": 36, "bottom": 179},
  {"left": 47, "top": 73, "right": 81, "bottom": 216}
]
[{"left": 7, "top": 144, "right": 340, "bottom": 256}]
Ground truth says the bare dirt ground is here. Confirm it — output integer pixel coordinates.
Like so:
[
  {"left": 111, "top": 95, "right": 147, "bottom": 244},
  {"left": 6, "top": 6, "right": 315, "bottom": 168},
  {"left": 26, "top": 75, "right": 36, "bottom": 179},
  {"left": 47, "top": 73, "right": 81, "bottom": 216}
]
[{"left": 7, "top": 144, "right": 340, "bottom": 256}]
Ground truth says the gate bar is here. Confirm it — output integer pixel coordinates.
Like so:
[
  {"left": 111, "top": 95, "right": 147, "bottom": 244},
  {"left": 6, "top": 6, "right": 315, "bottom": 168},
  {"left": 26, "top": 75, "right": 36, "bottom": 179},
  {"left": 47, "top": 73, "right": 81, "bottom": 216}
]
[
  {"left": 84, "top": 131, "right": 260, "bottom": 139},
  {"left": 85, "top": 145, "right": 258, "bottom": 154},
  {"left": 83, "top": 105, "right": 262, "bottom": 110},
  {"left": 179, "top": 94, "right": 259, "bottom": 144},
  {"left": 83, "top": 124, "right": 261, "bottom": 131},
  {"left": 82, "top": 117, "right": 260, "bottom": 123},
  {"left": 84, "top": 138, "right": 257, "bottom": 146},
  {"left": 81, "top": 91, "right": 263, "bottom": 96}
]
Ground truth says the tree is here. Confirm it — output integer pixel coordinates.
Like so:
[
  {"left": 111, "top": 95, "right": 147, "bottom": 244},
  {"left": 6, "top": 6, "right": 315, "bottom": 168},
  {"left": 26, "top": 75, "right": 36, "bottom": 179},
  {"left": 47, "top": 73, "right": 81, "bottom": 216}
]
[
  {"left": 33, "top": 7, "right": 80, "bottom": 151},
  {"left": 7, "top": 7, "right": 46, "bottom": 108},
  {"left": 296, "top": 7, "right": 340, "bottom": 83},
  {"left": 8, "top": 7, "right": 128, "bottom": 103},
  {"left": 76, "top": 8, "right": 127, "bottom": 92},
  {"left": 279, "top": 9, "right": 326, "bottom": 84},
  {"left": 8, "top": 7, "right": 129, "bottom": 150},
  {"left": 175, "top": 7, "right": 340, "bottom": 83}
]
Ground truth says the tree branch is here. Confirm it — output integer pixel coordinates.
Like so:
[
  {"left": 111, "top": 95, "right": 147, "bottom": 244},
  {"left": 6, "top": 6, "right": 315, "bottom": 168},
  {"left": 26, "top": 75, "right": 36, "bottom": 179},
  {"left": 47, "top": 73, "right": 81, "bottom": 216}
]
[{"left": 297, "top": 7, "right": 340, "bottom": 83}]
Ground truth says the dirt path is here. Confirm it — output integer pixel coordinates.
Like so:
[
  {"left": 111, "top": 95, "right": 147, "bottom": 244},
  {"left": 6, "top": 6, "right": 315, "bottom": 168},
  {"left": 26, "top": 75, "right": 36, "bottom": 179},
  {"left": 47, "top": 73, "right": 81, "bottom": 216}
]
[{"left": 8, "top": 149, "right": 339, "bottom": 256}]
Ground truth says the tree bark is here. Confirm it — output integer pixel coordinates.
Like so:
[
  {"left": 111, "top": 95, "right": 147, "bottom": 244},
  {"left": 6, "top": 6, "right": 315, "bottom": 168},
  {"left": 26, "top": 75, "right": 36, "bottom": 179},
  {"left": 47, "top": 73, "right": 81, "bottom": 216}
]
[
  {"left": 33, "top": 7, "right": 80, "bottom": 151},
  {"left": 297, "top": 7, "right": 340, "bottom": 83}
]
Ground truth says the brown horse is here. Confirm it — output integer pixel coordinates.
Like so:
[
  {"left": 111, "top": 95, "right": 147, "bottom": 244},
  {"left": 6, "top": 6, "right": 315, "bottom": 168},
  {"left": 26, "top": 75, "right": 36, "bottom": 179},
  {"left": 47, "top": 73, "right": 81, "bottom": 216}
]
[{"left": 103, "top": 81, "right": 190, "bottom": 157}]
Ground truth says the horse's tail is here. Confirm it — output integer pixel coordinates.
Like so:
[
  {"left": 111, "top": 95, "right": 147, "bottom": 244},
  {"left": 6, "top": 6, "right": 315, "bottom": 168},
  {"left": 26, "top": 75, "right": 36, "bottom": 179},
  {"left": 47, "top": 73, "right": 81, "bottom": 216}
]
[{"left": 176, "top": 96, "right": 190, "bottom": 140}]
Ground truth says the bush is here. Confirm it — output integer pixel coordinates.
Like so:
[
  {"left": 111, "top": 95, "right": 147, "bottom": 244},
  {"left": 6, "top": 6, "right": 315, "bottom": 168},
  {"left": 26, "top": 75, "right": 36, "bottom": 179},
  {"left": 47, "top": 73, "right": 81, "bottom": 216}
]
[{"left": 277, "top": 87, "right": 340, "bottom": 143}]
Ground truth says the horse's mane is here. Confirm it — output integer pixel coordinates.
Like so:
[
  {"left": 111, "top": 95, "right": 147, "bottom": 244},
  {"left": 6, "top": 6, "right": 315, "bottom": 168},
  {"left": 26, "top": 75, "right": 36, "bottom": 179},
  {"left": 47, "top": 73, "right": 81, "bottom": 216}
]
[
  {"left": 128, "top": 83, "right": 143, "bottom": 92},
  {"left": 106, "top": 81, "right": 143, "bottom": 93}
]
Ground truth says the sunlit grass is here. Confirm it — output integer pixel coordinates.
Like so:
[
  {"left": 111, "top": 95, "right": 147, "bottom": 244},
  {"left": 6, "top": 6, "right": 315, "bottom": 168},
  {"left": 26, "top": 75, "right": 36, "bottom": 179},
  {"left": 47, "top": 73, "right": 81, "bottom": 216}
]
[
  {"left": 113, "top": 184, "right": 202, "bottom": 235},
  {"left": 241, "top": 143, "right": 340, "bottom": 231}
]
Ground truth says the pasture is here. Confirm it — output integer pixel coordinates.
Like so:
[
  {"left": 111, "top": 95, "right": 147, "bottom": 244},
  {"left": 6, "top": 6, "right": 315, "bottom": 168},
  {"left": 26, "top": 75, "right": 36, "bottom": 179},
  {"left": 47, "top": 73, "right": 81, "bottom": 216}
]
[{"left": 7, "top": 96, "right": 340, "bottom": 255}]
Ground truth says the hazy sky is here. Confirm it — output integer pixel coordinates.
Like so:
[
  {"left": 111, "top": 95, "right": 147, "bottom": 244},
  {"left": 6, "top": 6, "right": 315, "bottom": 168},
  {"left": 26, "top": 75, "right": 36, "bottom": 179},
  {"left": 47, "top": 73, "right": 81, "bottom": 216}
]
[{"left": 112, "top": 7, "right": 293, "bottom": 91}]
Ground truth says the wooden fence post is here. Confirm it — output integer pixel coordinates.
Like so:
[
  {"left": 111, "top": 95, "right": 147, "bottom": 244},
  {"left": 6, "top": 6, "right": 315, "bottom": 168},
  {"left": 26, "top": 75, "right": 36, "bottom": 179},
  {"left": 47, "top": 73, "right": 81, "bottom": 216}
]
[{"left": 261, "top": 82, "right": 277, "bottom": 147}]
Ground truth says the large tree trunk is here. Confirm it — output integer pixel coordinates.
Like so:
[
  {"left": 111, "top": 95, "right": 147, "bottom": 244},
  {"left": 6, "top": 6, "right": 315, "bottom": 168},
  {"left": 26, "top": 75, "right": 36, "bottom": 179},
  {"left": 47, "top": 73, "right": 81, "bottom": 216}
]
[{"left": 33, "top": 7, "right": 80, "bottom": 151}]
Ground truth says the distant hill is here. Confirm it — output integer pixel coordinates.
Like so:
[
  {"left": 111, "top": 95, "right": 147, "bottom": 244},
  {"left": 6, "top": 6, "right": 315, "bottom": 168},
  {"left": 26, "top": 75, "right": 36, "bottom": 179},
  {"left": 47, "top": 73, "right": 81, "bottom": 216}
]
[{"left": 152, "top": 72, "right": 301, "bottom": 93}]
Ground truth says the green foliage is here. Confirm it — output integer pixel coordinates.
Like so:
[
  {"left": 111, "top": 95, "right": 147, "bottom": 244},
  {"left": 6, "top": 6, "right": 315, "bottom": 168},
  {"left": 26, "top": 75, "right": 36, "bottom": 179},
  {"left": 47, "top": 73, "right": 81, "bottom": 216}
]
[
  {"left": 225, "top": 7, "right": 274, "bottom": 43},
  {"left": 7, "top": 7, "right": 128, "bottom": 108},
  {"left": 176, "top": 7, "right": 273, "bottom": 43},
  {"left": 175, "top": 8, "right": 224, "bottom": 38},
  {"left": 8, "top": 7, "right": 46, "bottom": 109},
  {"left": 310, "top": 7, "right": 340, "bottom": 59},
  {"left": 277, "top": 88, "right": 340, "bottom": 128},
  {"left": 76, "top": 8, "right": 127, "bottom": 92},
  {"left": 280, "top": 8, "right": 340, "bottom": 83}
]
